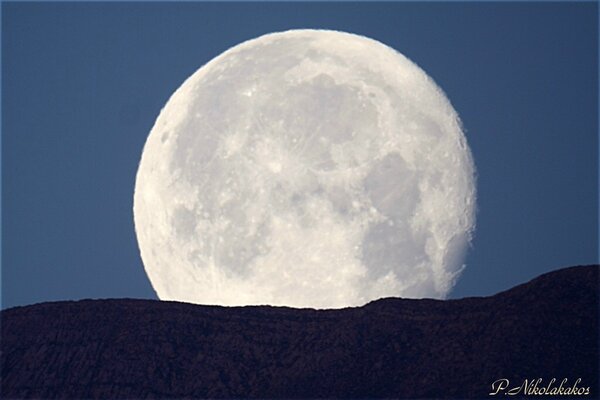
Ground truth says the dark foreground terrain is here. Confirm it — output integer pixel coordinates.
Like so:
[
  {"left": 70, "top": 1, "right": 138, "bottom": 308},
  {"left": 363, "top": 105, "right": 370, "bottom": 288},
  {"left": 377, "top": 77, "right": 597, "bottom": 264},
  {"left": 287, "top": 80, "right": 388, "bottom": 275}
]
[{"left": 2, "top": 265, "right": 598, "bottom": 399}]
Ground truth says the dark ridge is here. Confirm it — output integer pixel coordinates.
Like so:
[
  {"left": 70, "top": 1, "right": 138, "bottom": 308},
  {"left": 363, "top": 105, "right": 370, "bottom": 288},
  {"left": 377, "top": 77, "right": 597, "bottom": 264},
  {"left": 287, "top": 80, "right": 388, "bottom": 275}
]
[{"left": 2, "top": 265, "right": 598, "bottom": 399}]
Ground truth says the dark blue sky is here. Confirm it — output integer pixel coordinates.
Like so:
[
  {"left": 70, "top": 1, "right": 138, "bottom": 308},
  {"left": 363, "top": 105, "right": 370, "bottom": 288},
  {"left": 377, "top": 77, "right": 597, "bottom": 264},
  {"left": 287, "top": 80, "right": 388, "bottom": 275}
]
[{"left": 2, "top": 2, "right": 598, "bottom": 309}]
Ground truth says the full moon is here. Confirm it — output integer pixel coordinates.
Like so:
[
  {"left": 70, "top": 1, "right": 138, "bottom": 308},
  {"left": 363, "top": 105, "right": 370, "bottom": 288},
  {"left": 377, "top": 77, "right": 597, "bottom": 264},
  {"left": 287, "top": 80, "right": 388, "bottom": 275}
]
[{"left": 134, "top": 29, "right": 476, "bottom": 309}]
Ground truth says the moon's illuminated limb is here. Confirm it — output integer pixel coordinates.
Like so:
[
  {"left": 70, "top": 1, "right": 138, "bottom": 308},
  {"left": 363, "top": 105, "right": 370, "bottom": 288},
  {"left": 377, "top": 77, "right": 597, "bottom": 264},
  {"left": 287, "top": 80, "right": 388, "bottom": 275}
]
[{"left": 134, "top": 29, "right": 476, "bottom": 309}]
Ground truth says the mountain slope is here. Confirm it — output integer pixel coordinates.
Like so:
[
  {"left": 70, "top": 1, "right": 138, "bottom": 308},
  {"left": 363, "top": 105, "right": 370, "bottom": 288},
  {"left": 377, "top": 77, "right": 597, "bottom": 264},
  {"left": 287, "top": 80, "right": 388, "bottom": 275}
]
[{"left": 1, "top": 265, "right": 598, "bottom": 399}]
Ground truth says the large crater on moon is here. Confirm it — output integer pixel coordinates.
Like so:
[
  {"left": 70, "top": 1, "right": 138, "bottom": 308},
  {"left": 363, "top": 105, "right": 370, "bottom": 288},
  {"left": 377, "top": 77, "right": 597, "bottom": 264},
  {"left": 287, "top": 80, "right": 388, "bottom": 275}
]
[{"left": 134, "top": 29, "right": 476, "bottom": 308}]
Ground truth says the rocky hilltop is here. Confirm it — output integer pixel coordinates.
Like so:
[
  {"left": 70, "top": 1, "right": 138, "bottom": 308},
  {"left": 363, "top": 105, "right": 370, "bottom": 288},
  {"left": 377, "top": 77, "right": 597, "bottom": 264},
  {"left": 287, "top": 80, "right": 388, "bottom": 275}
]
[{"left": 1, "top": 265, "right": 598, "bottom": 399}]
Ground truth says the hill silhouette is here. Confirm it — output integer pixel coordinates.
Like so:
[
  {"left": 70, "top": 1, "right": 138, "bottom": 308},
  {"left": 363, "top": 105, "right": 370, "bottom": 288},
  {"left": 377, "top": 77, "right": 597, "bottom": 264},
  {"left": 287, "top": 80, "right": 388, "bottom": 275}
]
[{"left": 1, "top": 265, "right": 598, "bottom": 399}]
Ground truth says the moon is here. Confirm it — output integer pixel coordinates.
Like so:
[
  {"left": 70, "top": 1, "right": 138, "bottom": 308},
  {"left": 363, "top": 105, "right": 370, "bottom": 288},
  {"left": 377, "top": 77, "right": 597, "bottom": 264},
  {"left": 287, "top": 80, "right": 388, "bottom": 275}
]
[{"left": 134, "top": 29, "right": 476, "bottom": 309}]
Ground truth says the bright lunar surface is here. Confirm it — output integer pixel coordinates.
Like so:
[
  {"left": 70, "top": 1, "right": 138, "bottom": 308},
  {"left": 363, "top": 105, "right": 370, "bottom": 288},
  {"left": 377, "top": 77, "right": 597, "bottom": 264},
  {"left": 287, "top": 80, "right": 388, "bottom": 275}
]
[{"left": 134, "top": 29, "right": 476, "bottom": 309}]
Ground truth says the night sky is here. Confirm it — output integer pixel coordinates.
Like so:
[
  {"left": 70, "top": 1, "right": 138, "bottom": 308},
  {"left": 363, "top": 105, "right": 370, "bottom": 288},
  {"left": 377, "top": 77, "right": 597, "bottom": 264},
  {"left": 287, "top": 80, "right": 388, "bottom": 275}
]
[{"left": 2, "top": 2, "right": 598, "bottom": 309}]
